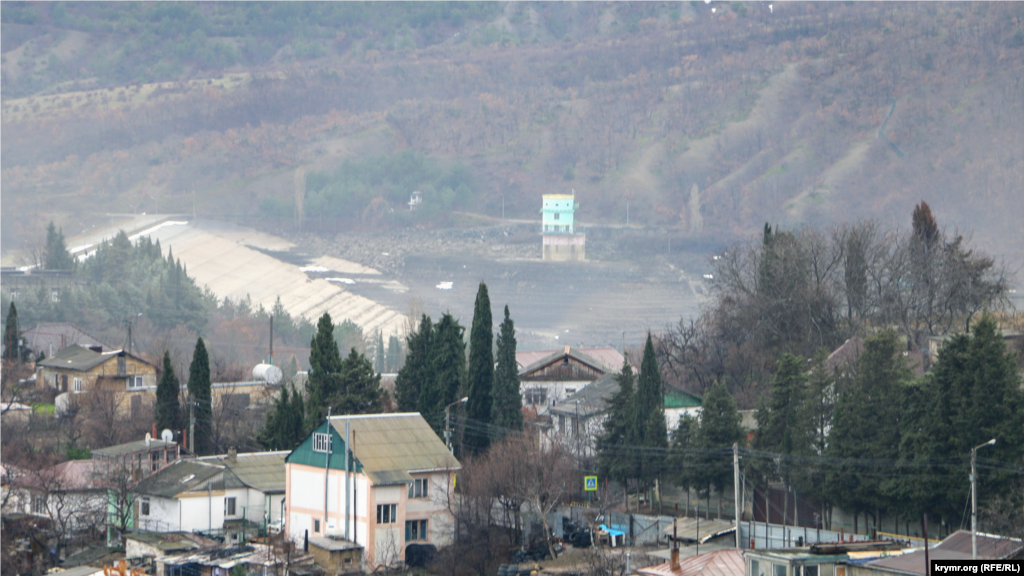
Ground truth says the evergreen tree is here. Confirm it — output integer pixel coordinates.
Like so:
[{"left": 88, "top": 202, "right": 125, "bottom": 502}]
[
  {"left": 334, "top": 347, "right": 383, "bottom": 415},
  {"left": 374, "top": 331, "right": 385, "bottom": 374},
  {"left": 395, "top": 315, "right": 433, "bottom": 412},
  {"left": 632, "top": 333, "right": 667, "bottom": 485},
  {"left": 187, "top": 337, "right": 212, "bottom": 455},
  {"left": 753, "top": 353, "right": 807, "bottom": 487},
  {"left": 596, "top": 357, "right": 636, "bottom": 484},
  {"left": 386, "top": 334, "right": 403, "bottom": 372},
  {"left": 3, "top": 302, "right": 18, "bottom": 362},
  {"left": 421, "top": 313, "right": 465, "bottom": 436},
  {"left": 155, "top": 351, "right": 181, "bottom": 434},
  {"left": 826, "top": 331, "right": 909, "bottom": 520},
  {"left": 305, "top": 312, "right": 343, "bottom": 432},
  {"left": 289, "top": 384, "right": 305, "bottom": 443},
  {"left": 691, "top": 381, "right": 744, "bottom": 501},
  {"left": 491, "top": 305, "right": 523, "bottom": 436},
  {"left": 44, "top": 221, "right": 75, "bottom": 270},
  {"left": 257, "top": 383, "right": 307, "bottom": 451},
  {"left": 792, "top": 351, "right": 836, "bottom": 516},
  {"left": 669, "top": 414, "right": 700, "bottom": 499},
  {"left": 892, "top": 314, "right": 1024, "bottom": 524},
  {"left": 465, "top": 282, "right": 494, "bottom": 453}
]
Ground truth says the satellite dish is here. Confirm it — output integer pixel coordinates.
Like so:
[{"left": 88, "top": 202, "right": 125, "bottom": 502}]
[
  {"left": 145, "top": 432, "right": 152, "bottom": 441},
  {"left": 161, "top": 429, "right": 174, "bottom": 443}
]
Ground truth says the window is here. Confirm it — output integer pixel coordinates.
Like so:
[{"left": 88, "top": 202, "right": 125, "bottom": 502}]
[
  {"left": 805, "top": 566, "right": 819, "bottom": 576},
  {"left": 408, "top": 478, "right": 428, "bottom": 499},
  {"left": 405, "top": 519, "right": 428, "bottom": 541},
  {"left": 127, "top": 376, "right": 144, "bottom": 389},
  {"left": 314, "top": 519, "right": 321, "bottom": 533},
  {"left": 524, "top": 387, "right": 547, "bottom": 405},
  {"left": 774, "top": 564, "right": 788, "bottom": 576},
  {"left": 225, "top": 497, "right": 236, "bottom": 516},
  {"left": 565, "top": 388, "right": 576, "bottom": 395},
  {"left": 31, "top": 494, "right": 47, "bottom": 514},
  {"left": 117, "top": 356, "right": 126, "bottom": 376},
  {"left": 554, "top": 213, "right": 560, "bottom": 220},
  {"left": 751, "top": 561, "right": 761, "bottom": 576},
  {"left": 73, "top": 378, "right": 83, "bottom": 392},
  {"left": 9, "top": 290, "right": 18, "bottom": 300},
  {"left": 141, "top": 498, "right": 150, "bottom": 516},
  {"left": 312, "top": 432, "right": 332, "bottom": 453},
  {"left": 376, "top": 503, "right": 397, "bottom": 524}
]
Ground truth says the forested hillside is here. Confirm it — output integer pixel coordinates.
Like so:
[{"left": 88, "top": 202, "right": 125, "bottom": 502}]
[{"left": 3, "top": 1, "right": 1023, "bottom": 268}]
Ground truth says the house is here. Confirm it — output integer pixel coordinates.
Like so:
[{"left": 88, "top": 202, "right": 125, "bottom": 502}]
[
  {"left": 38, "top": 345, "right": 158, "bottom": 418},
  {"left": 131, "top": 449, "right": 288, "bottom": 542},
  {"left": 540, "top": 191, "right": 585, "bottom": 261},
  {"left": 22, "top": 322, "right": 113, "bottom": 360},
  {"left": 7, "top": 460, "right": 107, "bottom": 537},
  {"left": 847, "top": 531, "right": 1023, "bottom": 576},
  {"left": 285, "top": 413, "right": 460, "bottom": 570},
  {"left": 745, "top": 541, "right": 903, "bottom": 576},
  {"left": 638, "top": 548, "right": 745, "bottom": 576},
  {"left": 547, "top": 371, "right": 702, "bottom": 455},
  {"left": 518, "top": 345, "right": 623, "bottom": 407},
  {"left": 92, "top": 437, "right": 180, "bottom": 479}
]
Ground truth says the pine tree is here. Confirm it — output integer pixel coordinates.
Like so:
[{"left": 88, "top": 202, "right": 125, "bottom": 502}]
[
  {"left": 465, "top": 282, "right": 494, "bottom": 453},
  {"left": 305, "top": 312, "right": 343, "bottom": 432},
  {"left": 187, "top": 337, "right": 212, "bottom": 455},
  {"left": 491, "top": 305, "right": 523, "bottom": 436},
  {"left": 3, "top": 302, "right": 18, "bottom": 362},
  {"left": 826, "top": 331, "right": 909, "bottom": 520},
  {"left": 422, "top": 313, "right": 465, "bottom": 436},
  {"left": 633, "top": 333, "right": 667, "bottom": 486},
  {"left": 156, "top": 351, "right": 181, "bottom": 434},
  {"left": 335, "top": 347, "right": 383, "bottom": 415},
  {"left": 395, "top": 315, "right": 433, "bottom": 412},
  {"left": 691, "top": 381, "right": 744, "bottom": 501},
  {"left": 596, "top": 357, "right": 636, "bottom": 485}
]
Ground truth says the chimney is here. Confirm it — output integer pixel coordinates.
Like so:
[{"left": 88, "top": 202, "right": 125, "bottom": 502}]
[
  {"left": 227, "top": 447, "right": 237, "bottom": 463},
  {"left": 671, "top": 518, "right": 680, "bottom": 570}
]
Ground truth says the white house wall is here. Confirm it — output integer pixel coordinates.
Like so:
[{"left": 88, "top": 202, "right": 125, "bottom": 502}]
[
  {"left": 137, "top": 495, "right": 180, "bottom": 532},
  {"left": 177, "top": 491, "right": 225, "bottom": 532}
]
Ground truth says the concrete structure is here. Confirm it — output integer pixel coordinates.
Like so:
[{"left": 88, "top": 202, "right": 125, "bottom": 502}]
[
  {"left": 285, "top": 413, "right": 460, "bottom": 570},
  {"left": 518, "top": 346, "right": 620, "bottom": 407},
  {"left": 131, "top": 450, "right": 288, "bottom": 541},
  {"left": 308, "top": 536, "right": 364, "bottom": 576},
  {"left": 37, "top": 345, "right": 157, "bottom": 418},
  {"left": 541, "top": 192, "right": 585, "bottom": 261}
]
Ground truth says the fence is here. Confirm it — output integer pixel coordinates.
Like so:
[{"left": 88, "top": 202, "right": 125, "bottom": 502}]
[{"left": 740, "top": 521, "right": 871, "bottom": 549}]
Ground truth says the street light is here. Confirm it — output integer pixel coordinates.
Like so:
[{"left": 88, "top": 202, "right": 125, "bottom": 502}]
[
  {"left": 971, "top": 438, "right": 996, "bottom": 560},
  {"left": 445, "top": 397, "right": 469, "bottom": 452}
]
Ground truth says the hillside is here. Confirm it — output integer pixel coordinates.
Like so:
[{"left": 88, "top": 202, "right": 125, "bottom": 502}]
[{"left": 3, "top": 1, "right": 1023, "bottom": 270}]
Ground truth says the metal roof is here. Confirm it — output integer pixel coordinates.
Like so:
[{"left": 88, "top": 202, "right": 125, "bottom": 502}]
[
  {"left": 934, "top": 530, "right": 1022, "bottom": 558},
  {"left": 638, "top": 548, "right": 745, "bottom": 576},
  {"left": 92, "top": 439, "right": 176, "bottom": 457},
  {"left": 664, "top": 518, "right": 737, "bottom": 543},
  {"left": 518, "top": 347, "right": 613, "bottom": 378},
  {"left": 516, "top": 346, "right": 624, "bottom": 373},
  {"left": 308, "top": 536, "right": 363, "bottom": 552},
  {"left": 37, "top": 345, "right": 154, "bottom": 372},
  {"left": 549, "top": 372, "right": 619, "bottom": 417},
  {"left": 198, "top": 451, "right": 288, "bottom": 494},
  {"left": 328, "top": 413, "right": 459, "bottom": 486},
  {"left": 50, "top": 565, "right": 104, "bottom": 576},
  {"left": 132, "top": 460, "right": 224, "bottom": 498}
]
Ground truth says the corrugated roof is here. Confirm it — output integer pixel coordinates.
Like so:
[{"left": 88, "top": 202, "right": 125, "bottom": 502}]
[
  {"left": 50, "top": 565, "right": 104, "bottom": 576},
  {"left": 663, "top": 518, "right": 736, "bottom": 543},
  {"left": 328, "top": 413, "right": 459, "bottom": 486},
  {"left": 518, "top": 346, "right": 621, "bottom": 377},
  {"left": 132, "top": 460, "right": 224, "bottom": 498},
  {"left": 549, "top": 372, "right": 618, "bottom": 417},
  {"left": 935, "top": 530, "right": 1022, "bottom": 558},
  {"left": 37, "top": 345, "right": 109, "bottom": 372},
  {"left": 638, "top": 549, "right": 745, "bottom": 576},
  {"left": 516, "top": 346, "right": 625, "bottom": 373},
  {"left": 199, "top": 451, "right": 288, "bottom": 494},
  {"left": 92, "top": 439, "right": 176, "bottom": 457}
]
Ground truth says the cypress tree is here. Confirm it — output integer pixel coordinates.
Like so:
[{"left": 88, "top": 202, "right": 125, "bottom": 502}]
[
  {"left": 753, "top": 353, "right": 807, "bottom": 487},
  {"left": 187, "top": 337, "right": 212, "bottom": 455},
  {"left": 633, "top": 333, "right": 667, "bottom": 485},
  {"left": 395, "top": 315, "right": 433, "bottom": 412},
  {"left": 792, "top": 351, "right": 835, "bottom": 517},
  {"left": 256, "top": 384, "right": 290, "bottom": 450},
  {"left": 465, "top": 282, "right": 494, "bottom": 453},
  {"left": 335, "top": 347, "right": 383, "bottom": 415},
  {"left": 3, "top": 302, "right": 18, "bottom": 362},
  {"left": 374, "top": 331, "right": 385, "bottom": 374},
  {"left": 386, "top": 335, "right": 403, "bottom": 372},
  {"left": 491, "top": 305, "right": 523, "bottom": 436},
  {"left": 156, "top": 351, "right": 181, "bottom": 434},
  {"left": 669, "top": 414, "right": 699, "bottom": 501},
  {"left": 288, "top": 384, "right": 305, "bottom": 445},
  {"left": 597, "top": 357, "right": 636, "bottom": 485},
  {"left": 305, "top": 312, "right": 343, "bottom": 432},
  {"left": 422, "top": 313, "right": 465, "bottom": 436}
]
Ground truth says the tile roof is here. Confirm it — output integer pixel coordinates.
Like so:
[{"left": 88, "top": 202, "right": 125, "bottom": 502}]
[
  {"left": 638, "top": 549, "right": 745, "bottom": 576},
  {"left": 328, "top": 413, "right": 459, "bottom": 486}
]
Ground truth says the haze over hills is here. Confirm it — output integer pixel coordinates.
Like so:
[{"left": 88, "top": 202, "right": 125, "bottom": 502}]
[{"left": 2, "top": 1, "right": 1023, "bottom": 271}]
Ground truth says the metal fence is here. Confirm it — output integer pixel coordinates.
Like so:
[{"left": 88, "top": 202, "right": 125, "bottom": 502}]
[{"left": 740, "top": 520, "right": 871, "bottom": 549}]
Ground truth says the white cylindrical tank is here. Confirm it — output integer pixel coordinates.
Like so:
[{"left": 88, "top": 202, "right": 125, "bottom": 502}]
[{"left": 252, "top": 363, "right": 284, "bottom": 385}]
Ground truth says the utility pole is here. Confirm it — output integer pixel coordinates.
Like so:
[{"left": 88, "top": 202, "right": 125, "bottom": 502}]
[
  {"left": 324, "top": 407, "right": 332, "bottom": 536},
  {"left": 189, "top": 395, "right": 195, "bottom": 454},
  {"left": 269, "top": 315, "right": 274, "bottom": 365},
  {"left": 971, "top": 439, "right": 996, "bottom": 560},
  {"left": 734, "top": 443, "right": 742, "bottom": 548},
  {"left": 344, "top": 420, "right": 351, "bottom": 541},
  {"left": 445, "top": 397, "right": 468, "bottom": 453}
]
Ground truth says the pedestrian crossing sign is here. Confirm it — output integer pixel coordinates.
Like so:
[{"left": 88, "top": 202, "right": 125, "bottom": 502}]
[{"left": 584, "top": 476, "right": 598, "bottom": 491}]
